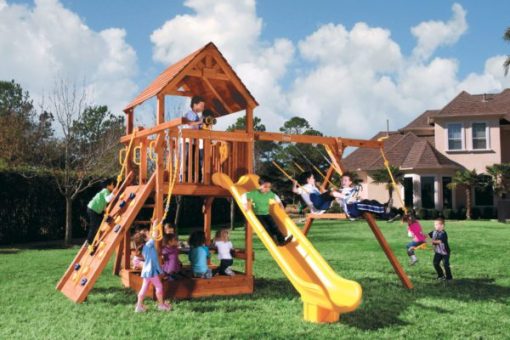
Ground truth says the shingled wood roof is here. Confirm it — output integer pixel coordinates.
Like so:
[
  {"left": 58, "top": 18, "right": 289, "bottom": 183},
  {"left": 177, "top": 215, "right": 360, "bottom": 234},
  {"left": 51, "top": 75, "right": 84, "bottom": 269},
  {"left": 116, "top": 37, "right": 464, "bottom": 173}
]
[
  {"left": 433, "top": 89, "right": 510, "bottom": 120},
  {"left": 343, "top": 131, "right": 461, "bottom": 172},
  {"left": 124, "top": 42, "right": 258, "bottom": 116}
]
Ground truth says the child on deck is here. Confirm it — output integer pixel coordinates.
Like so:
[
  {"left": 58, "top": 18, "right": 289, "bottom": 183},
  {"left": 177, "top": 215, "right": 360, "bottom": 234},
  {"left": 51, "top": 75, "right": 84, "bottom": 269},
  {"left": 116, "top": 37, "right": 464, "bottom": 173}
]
[
  {"left": 133, "top": 226, "right": 171, "bottom": 312},
  {"left": 429, "top": 217, "right": 453, "bottom": 281},
  {"left": 188, "top": 230, "right": 212, "bottom": 279},
  {"left": 403, "top": 213, "right": 426, "bottom": 265},
  {"left": 213, "top": 229, "right": 235, "bottom": 276},
  {"left": 86, "top": 178, "right": 117, "bottom": 250},
  {"left": 161, "top": 233, "right": 182, "bottom": 280},
  {"left": 241, "top": 177, "right": 293, "bottom": 246}
]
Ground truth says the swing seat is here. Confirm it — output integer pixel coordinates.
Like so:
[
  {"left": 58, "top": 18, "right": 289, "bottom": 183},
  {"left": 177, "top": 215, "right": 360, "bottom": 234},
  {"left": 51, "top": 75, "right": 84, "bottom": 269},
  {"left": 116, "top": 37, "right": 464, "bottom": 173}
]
[{"left": 412, "top": 243, "right": 428, "bottom": 251}]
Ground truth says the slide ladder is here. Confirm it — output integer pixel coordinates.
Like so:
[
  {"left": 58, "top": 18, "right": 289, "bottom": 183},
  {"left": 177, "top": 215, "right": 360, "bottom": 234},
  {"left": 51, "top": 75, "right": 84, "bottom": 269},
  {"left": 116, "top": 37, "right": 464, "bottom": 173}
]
[
  {"left": 56, "top": 173, "right": 156, "bottom": 303},
  {"left": 212, "top": 173, "right": 362, "bottom": 323}
]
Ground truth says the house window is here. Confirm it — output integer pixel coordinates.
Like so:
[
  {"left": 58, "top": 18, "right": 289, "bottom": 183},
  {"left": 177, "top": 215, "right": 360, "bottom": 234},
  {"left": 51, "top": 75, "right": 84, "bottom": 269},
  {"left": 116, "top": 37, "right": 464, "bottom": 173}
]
[
  {"left": 421, "top": 176, "right": 435, "bottom": 209},
  {"left": 475, "top": 175, "right": 493, "bottom": 206},
  {"left": 442, "top": 177, "right": 452, "bottom": 209},
  {"left": 447, "top": 123, "right": 463, "bottom": 150},
  {"left": 472, "top": 122, "right": 488, "bottom": 150}
]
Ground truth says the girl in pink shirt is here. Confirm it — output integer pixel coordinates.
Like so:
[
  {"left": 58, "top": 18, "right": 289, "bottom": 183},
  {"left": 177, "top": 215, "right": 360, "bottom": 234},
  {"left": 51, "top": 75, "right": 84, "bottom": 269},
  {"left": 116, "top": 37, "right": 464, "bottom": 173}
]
[{"left": 404, "top": 213, "right": 426, "bottom": 265}]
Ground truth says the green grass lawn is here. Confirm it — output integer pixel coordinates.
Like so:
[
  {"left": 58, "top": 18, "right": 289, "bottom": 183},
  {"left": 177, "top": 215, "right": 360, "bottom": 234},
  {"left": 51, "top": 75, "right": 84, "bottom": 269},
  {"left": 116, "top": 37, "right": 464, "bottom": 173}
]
[{"left": 1, "top": 220, "right": 509, "bottom": 339}]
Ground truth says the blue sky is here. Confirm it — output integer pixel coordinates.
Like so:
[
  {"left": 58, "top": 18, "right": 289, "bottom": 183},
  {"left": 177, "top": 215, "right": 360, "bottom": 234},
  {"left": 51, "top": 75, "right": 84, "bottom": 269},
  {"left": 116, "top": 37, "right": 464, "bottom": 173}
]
[{"left": 2, "top": 0, "right": 510, "bottom": 137}]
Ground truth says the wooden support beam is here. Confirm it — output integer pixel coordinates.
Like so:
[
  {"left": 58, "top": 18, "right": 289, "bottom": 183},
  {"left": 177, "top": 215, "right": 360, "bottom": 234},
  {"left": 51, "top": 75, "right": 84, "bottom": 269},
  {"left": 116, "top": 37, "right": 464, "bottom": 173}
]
[
  {"left": 139, "top": 139, "right": 148, "bottom": 184},
  {"left": 302, "top": 213, "right": 348, "bottom": 236},
  {"left": 203, "top": 197, "right": 214, "bottom": 246},
  {"left": 254, "top": 131, "right": 337, "bottom": 145},
  {"left": 203, "top": 77, "right": 233, "bottom": 112},
  {"left": 245, "top": 221, "right": 253, "bottom": 277},
  {"left": 337, "top": 137, "right": 383, "bottom": 149},
  {"left": 320, "top": 166, "right": 335, "bottom": 192},
  {"left": 363, "top": 212, "right": 413, "bottom": 289},
  {"left": 113, "top": 239, "right": 124, "bottom": 276},
  {"left": 157, "top": 94, "right": 165, "bottom": 124},
  {"left": 123, "top": 229, "right": 131, "bottom": 270},
  {"left": 126, "top": 110, "right": 133, "bottom": 135}
]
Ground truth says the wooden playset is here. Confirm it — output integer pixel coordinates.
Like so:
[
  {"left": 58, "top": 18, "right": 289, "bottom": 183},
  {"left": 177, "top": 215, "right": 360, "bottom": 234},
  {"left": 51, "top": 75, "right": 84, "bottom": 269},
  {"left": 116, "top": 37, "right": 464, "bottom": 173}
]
[{"left": 57, "top": 42, "right": 413, "bottom": 323}]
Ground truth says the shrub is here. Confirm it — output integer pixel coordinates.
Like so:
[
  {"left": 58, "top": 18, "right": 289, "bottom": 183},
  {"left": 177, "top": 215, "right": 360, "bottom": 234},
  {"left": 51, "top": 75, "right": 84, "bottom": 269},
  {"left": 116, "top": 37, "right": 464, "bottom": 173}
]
[
  {"left": 471, "top": 207, "right": 481, "bottom": 219},
  {"left": 416, "top": 208, "right": 427, "bottom": 220},
  {"left": 427, "top": 209, "right": 439, "bottom": 219},
  {"left": 481, "top": 207, "right": 496, "bottom": 219},
  {"left": 442, "top": 209, "right": 453, "bottom": 220}
]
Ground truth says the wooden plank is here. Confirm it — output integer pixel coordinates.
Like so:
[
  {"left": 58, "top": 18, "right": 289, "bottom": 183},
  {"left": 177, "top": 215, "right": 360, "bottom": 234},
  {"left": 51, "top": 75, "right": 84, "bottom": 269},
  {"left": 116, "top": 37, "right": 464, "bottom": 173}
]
[
  {"left": 245, "top": 220, "right": 253, "bottom": 277},
  {"left": 168, "top": 183, "right": 231, "bottom": 196},
  {"left": 254, "top": 131, "right": 337, "bottom": 145},
  {"left": 126, "top": 110, "right": 133, "bottom": 135},
  {"left": 154, "top": 134, "right": 165, "bottom": 222},
  {"left": 363, "top": 212, "right": 413, "bottom": 289},
  {"left": 157, "top": 94, "right": 165, "bottom": 125},
  {"left": 180, "top": 129, "right": 251, "bottom": 142},
  {"left": 187, "top": 141, "right": 193, "bottom": 183},
  {"left": 337, "top": 137, "right": 382, "bottom": 149},
  {"left": 194, "top": 140, "right": 199, "bottom": 183},
  {"left": 320, "top": 166, "right": 335, "bottom": 192},
  {"left": 203, "top": 139, "right": 212, "bottom": 185}
]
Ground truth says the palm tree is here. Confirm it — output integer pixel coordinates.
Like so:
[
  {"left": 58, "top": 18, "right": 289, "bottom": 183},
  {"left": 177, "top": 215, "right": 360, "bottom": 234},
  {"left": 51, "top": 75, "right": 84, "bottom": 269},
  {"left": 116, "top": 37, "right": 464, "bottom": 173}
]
[
  {"left": 371, "top": 166, "right": 404, "bottom": 202},
  {"left": 447, "top": 169, "right": 481, "bottom": 220},
  {"left": 504, "top": 27, "right": 510, "bottom": 75},
  {"left": 486, "top": 163, "right": 510, "bottom": 198}
]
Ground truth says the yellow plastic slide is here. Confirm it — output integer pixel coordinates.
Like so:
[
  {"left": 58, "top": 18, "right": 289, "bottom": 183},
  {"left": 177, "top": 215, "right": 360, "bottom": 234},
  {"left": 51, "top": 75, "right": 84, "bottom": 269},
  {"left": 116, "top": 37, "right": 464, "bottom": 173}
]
[{"left": 212, "top": 173, "right": 362, "bottom": 323}]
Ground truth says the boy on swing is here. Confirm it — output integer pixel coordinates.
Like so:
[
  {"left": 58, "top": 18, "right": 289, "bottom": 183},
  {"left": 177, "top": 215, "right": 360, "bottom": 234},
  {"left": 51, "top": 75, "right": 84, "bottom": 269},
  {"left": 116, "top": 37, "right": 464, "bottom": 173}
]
[
  {"left": 241, "top": 176, "right": 293, "bottom": 246},
  {"left": 292, "top": 171, "right": 341, "bottom": 214}
]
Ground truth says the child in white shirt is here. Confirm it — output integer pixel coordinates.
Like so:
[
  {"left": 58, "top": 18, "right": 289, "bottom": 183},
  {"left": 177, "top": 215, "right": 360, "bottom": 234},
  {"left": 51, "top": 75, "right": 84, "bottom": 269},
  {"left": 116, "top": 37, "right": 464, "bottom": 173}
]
[{"left": 213, "top": 228, "right": 235, "bottom": 276}]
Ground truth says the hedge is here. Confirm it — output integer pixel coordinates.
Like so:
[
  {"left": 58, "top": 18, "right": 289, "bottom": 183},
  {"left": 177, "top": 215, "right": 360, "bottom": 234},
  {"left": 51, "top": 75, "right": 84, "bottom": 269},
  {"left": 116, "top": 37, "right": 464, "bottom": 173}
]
[{"left": 0, "top": 170, "right": 240, "bottom": 245}]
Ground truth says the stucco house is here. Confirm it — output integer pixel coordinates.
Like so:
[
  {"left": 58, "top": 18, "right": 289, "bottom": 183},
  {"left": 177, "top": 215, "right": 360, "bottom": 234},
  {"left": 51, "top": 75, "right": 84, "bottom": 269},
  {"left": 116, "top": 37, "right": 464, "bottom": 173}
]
[{"left": 343, "top": 89, "right": 510, "bottom": 212}]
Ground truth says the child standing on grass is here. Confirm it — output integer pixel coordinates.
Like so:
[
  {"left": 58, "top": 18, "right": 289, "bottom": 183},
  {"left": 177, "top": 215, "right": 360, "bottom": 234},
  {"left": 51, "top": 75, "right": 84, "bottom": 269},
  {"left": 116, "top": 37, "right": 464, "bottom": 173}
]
[
  {"left": 213, "top": 229, "right": 235, "bottom": 276},
  {"left": 86, "top": 178, "right": 117, "bottom": 250},
  {"left": 403, "top": 213, "right": 427, "bottom": 265},
  {"left": 134, "top": 226, "right": 171, "bottom": 312},
  {"left": 188, "top": 230, "right": 212, "bottom": 279},
  {"left": 428, "top": 217, "right": 453, "bottom": 281},
  {"left": 161, "top": 233, "right": 181, "bottom": 280},
  {"left": 241, "top": 176, "right": 293, "bottom": 246}
]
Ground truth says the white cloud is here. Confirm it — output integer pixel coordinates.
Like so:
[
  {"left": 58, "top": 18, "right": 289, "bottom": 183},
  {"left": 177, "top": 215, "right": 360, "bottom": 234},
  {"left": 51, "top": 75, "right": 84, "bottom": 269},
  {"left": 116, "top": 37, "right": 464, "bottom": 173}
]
[
  {"left": 0, "top": 0, "right": 138, "bottom": 115},
  {"left": 150, "top": 0, "right": 294, "bottom": 130},
  {"left": 411, "top": 3, "right": 468, "bottom": 60}
]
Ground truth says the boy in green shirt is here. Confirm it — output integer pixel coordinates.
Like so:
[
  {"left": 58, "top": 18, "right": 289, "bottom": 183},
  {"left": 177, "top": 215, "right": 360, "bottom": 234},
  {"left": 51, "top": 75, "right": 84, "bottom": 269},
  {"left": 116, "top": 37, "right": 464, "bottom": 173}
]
[
  {"left": 86, "top": 178, "right": 117, "bottom": 245},
  {"left": 241, "top": 177, "right": 293, "bottom": 246}
]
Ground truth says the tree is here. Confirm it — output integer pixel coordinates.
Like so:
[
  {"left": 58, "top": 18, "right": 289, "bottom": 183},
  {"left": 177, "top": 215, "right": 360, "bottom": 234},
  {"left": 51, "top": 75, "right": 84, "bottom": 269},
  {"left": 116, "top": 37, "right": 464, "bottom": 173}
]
[
  {"left": 0, "top": 80, "right": 54, "bottom": 167},
  {"left": 447, "top": 169, "right": 482, "bottom": 220},
  {"left": 485, "top": 163, "right": 510, "bottom": 198},
  {"left": 370, "top": 166, "right": 404, "bottom": 202},
  {"left": 47, "top": 79, "right": 124, "bottom": 245},
  {"left": 504, "top": 27, "right": 510, "bottom": 75}
]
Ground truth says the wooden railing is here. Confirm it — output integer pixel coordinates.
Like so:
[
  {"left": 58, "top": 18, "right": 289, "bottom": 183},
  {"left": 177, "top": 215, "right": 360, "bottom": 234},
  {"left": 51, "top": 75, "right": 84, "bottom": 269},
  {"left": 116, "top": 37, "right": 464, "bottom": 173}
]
[{"left": 122, "top": 123, "right": 250, "bottom": 187}]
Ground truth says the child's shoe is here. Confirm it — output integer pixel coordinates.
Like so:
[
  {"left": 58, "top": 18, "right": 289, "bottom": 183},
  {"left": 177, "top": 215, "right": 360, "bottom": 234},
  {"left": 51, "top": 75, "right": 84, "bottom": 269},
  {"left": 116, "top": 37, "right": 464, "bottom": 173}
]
[
  {"left": 134, "top": 304, "right": 146, "bottom": 313},
  {"left": 410, "top": 258, "right": 418, "bottom": 265},
  {"left": 280, "top": 235, "right": 293, "bottom": 246},
  {"left": 225, "top": 267, "right": 235, "bottom": 276},
  {"left": 157, "top": 303, "right": 172, "bottom": 312},
  {"left": 436, "top": 276, "right": 446, "bottom": 281}
]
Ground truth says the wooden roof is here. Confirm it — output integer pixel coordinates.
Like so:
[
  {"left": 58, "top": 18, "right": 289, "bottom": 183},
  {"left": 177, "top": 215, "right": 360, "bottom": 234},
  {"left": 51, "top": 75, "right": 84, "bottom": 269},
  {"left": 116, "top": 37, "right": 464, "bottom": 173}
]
[
  {"left": 343, "top": 131, "right": 461, "bottom": 171},
  {"left": 124, "top": 42, "right": 258, "bottom": 116}
]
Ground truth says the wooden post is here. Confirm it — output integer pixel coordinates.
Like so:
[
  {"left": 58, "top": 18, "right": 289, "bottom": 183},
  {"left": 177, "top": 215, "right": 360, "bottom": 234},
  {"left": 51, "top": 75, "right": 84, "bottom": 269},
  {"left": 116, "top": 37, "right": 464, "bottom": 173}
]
[
  {"left": 139, "top": 138, "right": 148, "bottom": 184},
  {"left": 203, "top": 197, "right": 214, "bottom": 245},
  {"left": 157, "top": 94, "right": 165, "bottom": 125},
  {"left": 126, "top": 109, "right": 134, "bottom": 135},
  {"left": 302, "top": 216, "right": 314, "bottom": 236},
  {"left": 320, "top": 166, "right": 335, "bottom": 192},
  {"left": 363, "top": 212, "right": 413, "bottom": 289},
  {"left": 113, "top": 240, "right": 123, "bottom": 275},
  {"left": 203, "top": 138, "right": 212, "bottom": 185},
  {"left": 245, "top": 106, "right": 254, "bottom": 278},
  {"left": 123, "top": 229, "right": 131, "bottom": 270}
]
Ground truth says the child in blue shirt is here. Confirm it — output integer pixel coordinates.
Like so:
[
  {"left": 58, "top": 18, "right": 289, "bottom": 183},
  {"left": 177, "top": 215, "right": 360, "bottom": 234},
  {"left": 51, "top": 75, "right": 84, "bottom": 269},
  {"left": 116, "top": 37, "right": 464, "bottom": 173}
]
[{"left": 188, "top": 230, "right": 212, "bottom": 279}]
